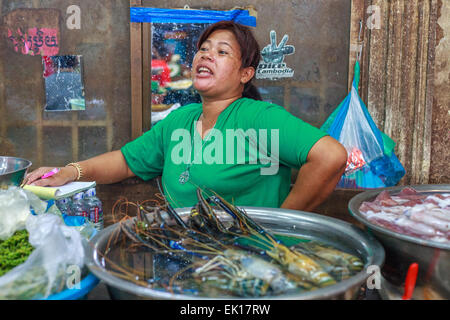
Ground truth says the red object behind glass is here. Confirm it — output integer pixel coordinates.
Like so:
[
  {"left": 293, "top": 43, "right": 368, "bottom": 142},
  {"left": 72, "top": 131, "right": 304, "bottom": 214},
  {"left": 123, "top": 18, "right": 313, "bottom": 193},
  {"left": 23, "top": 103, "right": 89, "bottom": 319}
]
[
  {"left": 42, "top": 56, "right": 56, "bottom": 78},
  {"left": 151, "top": 59, "right": 171, "bottom": 87}
]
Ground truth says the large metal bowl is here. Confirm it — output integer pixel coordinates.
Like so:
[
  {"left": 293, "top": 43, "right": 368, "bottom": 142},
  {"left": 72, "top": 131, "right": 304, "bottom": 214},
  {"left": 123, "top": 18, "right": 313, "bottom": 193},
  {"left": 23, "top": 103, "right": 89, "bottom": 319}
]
[
  {"left": 86, "top": 207, "right": 384, "bottom": 300},
  {"left": 348, "top": 184, "right": 450, "bottom": 299},
  {"left": 0, "top": 156, "right": 32, "bottom": 189}
]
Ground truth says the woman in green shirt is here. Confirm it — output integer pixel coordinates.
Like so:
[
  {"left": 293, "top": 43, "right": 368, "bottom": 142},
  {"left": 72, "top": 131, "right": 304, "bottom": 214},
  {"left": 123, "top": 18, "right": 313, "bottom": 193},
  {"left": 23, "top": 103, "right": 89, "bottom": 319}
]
[{"left": 25, "top": 21, "right": 347, "bottom": 211}]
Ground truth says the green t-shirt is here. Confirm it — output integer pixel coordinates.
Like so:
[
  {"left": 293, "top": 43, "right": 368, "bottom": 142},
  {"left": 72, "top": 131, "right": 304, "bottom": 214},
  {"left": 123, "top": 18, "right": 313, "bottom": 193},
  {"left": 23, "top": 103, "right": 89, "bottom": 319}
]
[{"left": 121, "top": 98, "right": 327, "bottom": 208}]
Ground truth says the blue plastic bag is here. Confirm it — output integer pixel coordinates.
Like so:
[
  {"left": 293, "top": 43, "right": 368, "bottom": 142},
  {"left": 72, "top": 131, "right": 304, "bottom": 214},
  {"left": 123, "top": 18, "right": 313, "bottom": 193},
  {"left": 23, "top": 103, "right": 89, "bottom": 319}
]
[{"left": 320, "top": 61, "right": 405, "bottom": 189}]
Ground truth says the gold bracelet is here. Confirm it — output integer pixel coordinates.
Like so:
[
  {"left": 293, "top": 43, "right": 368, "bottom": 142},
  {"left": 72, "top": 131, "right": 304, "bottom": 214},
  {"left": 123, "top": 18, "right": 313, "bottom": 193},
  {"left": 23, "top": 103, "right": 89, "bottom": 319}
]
[{"left": 66, "top": 162, "right": 83, "bottom": 181}]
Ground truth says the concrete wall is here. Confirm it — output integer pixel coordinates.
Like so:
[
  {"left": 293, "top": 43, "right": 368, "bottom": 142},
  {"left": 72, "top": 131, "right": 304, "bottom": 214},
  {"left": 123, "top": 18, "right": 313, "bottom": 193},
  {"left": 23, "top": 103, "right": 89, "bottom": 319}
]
[{"left": 0, "top": 0, "right": 132, "bottom": 165}]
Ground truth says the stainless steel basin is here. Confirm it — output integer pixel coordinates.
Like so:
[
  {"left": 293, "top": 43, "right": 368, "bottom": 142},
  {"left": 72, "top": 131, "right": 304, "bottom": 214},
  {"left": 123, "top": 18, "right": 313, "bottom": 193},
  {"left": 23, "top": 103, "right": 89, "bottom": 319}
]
[
  {"left": 348, "top": 184, "right": 450, "bottom": 299},
  {"left": 0, "top": 156, "right": 32, "bottom": 189},
  {"left": 86, "top": 207, "right": 384, "bottom": 300}
]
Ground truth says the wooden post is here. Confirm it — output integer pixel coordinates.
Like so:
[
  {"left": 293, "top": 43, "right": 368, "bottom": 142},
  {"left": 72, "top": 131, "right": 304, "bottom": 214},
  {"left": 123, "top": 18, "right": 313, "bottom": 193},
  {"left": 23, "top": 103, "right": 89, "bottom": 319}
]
[
  {"left": 142, "top": 23, "right": 151, "bottom": 133},
  {"left": 348, "top": 0, "right": 366, "bottom": 92},
  {"left": 130, "top": 0, "right": 143, "bottom": 140}
]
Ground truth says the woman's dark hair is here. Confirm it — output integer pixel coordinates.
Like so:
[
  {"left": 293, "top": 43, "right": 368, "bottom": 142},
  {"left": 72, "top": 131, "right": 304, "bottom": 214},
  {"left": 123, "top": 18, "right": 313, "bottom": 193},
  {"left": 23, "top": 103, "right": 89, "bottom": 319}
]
[{"left": 197, "top": 21, "right": 262, "bottom": 101}]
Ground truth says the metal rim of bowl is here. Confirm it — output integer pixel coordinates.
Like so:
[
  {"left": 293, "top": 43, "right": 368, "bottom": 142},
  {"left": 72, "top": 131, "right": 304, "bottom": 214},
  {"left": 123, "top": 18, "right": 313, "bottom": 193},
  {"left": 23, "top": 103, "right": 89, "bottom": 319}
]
[
  {"left": 0, "top": 156, "right": 32, "bottom": 175},
  {"left": 348, "top": 184, "right": 450, "bottom": 251},
  {"left": 86, "top": 206, "right": 385, "bottom": 300}
]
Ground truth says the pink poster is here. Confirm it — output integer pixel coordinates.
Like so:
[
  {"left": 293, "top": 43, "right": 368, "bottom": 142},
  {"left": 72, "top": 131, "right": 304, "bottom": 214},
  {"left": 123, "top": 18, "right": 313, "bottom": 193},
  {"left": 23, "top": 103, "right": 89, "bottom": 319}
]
[{"left": 7, "top": 27, "right": 59, "bottom": 56}]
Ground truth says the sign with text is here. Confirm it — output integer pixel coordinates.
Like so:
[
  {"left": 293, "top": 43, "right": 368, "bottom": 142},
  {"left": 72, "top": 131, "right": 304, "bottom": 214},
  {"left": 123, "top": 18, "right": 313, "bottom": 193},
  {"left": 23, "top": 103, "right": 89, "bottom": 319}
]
[{"left": 8, "top": 27, "right": 59, "bottom": 56}]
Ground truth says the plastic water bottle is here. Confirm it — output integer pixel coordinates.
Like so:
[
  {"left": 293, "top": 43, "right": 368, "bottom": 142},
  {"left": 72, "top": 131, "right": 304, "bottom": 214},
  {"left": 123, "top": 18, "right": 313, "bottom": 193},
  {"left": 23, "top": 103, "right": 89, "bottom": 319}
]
[
  {"left": 56, "top": 197, "right": 73, "bottom": 216},
  {"left": 71, "top": 192, "right": 89, "bottom": 220},
  {"left": 84, "top": 188, "right": 103, "bottom": 230}
]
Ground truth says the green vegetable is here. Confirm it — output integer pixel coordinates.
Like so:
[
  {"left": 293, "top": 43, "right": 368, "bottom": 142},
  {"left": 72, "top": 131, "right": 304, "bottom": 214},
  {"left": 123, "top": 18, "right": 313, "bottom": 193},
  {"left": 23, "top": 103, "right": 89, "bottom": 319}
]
[{"left": 0, "top": 230, "right": 34, "bottom": 277}]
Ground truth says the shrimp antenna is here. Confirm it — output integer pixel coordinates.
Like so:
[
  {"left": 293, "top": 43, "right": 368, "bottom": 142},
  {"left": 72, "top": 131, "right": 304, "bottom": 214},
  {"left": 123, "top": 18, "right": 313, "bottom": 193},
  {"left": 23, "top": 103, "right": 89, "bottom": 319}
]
[{"left": 156, "top": 177, "right": 188, "bottom": 229}]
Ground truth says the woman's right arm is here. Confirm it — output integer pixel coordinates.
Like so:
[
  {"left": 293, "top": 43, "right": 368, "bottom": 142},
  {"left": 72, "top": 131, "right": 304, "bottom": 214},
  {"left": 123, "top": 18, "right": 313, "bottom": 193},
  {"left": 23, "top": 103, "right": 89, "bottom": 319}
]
[{"left": 24, "top": 150, "right": 135, "bottom": 187}]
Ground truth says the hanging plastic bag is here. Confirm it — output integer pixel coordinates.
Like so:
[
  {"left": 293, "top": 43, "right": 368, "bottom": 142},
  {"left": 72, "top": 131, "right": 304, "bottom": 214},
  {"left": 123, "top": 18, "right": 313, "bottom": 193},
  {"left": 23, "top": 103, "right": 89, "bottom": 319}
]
[
  {"left": 320, "top": 61, "right": 405, "bottom": 189},
  {"left": 0, "top": 187, "right": 88, "bottom": 299}
]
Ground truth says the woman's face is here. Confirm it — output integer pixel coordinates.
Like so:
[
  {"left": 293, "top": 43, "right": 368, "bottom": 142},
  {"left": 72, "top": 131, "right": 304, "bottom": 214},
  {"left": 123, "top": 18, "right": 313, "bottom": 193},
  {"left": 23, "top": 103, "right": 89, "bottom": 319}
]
[{"left": 192, "top": 29, "right": 252, "bottom": 100}]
